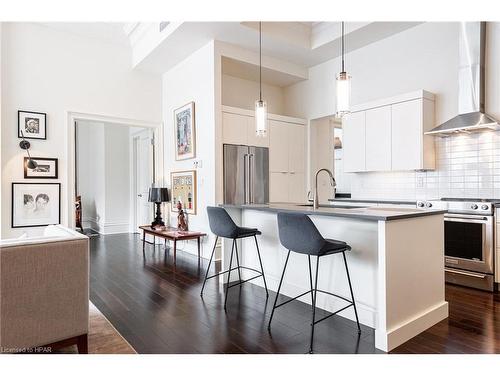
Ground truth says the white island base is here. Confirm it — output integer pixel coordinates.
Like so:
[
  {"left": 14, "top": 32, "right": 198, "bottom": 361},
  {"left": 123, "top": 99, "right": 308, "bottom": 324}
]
[{"left": 221, "top": 206, "right": 448, "bottom": 352}]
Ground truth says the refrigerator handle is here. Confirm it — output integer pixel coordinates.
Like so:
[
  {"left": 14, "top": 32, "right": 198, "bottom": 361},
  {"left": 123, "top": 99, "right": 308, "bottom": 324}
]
[
  {"left": 249, "top": 153, "right": 254, "bottom": 203},
  {"left": 243, "top": 153, "right": 249, "bottom": 204}
]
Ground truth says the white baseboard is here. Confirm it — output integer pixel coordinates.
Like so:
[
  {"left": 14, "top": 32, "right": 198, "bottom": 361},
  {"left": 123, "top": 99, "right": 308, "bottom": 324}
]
[
  {"left": 377, "top": 301, "right": 449, "bottom": 352},
  {"left": 82, "top": 218, "right": 130, "bottom": 235}
]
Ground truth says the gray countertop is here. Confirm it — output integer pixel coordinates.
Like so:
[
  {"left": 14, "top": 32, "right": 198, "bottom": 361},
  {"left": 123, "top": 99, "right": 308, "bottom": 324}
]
[{"left": 221, "top": 203, "right": 447, "bottom": 221}]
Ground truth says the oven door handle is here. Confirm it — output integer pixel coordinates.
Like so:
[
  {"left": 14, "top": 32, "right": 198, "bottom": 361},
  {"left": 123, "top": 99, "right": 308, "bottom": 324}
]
[
  {"left": 445, "top": 268, "right": 487, "bottom": 279},
  {"left": 444, "top": 214, "right": 489, "bottom": 222}
]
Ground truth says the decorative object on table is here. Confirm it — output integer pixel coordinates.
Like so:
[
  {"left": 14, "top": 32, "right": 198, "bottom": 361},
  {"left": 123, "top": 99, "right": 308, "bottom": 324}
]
[
  {"left": 176, "top": 201, "right": 188, "bottom": 231},
  {"left": 24, "top": 157, "right": 58, "bottom": 179},
  {"left": 18, "top": 110, "right": 47, "bottom": 140},
  {"left": 174, "top": 102, "right": 195, "bottom": 160},
  {"left": 335, "top": 22, "right": 351, "bottom": 118},
  {"left": 254, "top": 21, "right": 267, "bottom": 137},
  {"left": 19, "top": 130, "right": 38, "bottom": 170},
  {"left": 171, "top": 170, "right": 197, "bottom": 214},
  {"left": 75, "top": 195, "right": 83, "bottom": 232},
  {"left": 11, "top": 182, "right": 61, "bottom": 228},
  {"left": 148, "top": 187, "right": 170, "bottom": 229}
]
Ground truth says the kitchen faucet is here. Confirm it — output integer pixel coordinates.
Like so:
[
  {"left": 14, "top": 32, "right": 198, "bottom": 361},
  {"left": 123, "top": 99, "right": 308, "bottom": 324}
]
[{"left": 313, "top": 168, "right": 336, "bottom": 209}]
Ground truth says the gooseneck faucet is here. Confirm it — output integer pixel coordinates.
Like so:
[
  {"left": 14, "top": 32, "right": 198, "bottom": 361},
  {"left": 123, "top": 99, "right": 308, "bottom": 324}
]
[{"left": 313, "top": 168, "right": 336, "bottom": 209}]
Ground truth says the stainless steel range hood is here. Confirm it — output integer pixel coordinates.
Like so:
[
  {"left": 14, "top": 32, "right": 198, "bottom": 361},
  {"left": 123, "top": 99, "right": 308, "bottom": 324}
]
[{"left": 426, "top": 22, "right": 499, "bottom": 136}]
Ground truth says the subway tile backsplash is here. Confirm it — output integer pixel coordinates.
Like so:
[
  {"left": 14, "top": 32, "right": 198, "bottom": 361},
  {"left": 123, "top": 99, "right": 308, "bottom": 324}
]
[{"left": 350, "top": 131, "right": 500, "bottom": 201}]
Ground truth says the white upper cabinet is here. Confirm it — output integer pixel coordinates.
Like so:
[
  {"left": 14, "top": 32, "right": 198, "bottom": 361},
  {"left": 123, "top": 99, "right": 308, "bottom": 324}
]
[
  {"left": 222, "top": 112, "right": 249, "bottom": 145},
  {"left": 365, "top": 106, "right": 392, "bottom": 171},
  {"left": 343, "top": 111, "right": 366, "bottom": 172},
  {"left": 342, "top": 90, "right": 435, "bottom": 172}
]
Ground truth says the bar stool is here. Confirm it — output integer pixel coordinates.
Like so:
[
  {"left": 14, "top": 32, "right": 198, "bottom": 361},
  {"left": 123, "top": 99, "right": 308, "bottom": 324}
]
[
  {"left": 201, "top": 206, "right": 269, "bottom": 310},
  {"left": 268, "top": 212, "right": 361, "bottom": 354}
]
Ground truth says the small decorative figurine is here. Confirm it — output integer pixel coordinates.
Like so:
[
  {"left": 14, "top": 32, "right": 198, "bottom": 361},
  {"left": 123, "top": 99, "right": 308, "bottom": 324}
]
[{"left": 177, "top": 200, "right": 188, "bottom": 231}]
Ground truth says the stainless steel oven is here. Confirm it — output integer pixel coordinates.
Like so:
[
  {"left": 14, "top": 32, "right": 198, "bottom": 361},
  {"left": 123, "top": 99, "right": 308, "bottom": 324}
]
[{"left": 417, "top": 198, "right": 496, "bottom": 291}]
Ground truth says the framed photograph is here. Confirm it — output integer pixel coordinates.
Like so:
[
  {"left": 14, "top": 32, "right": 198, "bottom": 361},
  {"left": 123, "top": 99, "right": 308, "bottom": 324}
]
[
  {"left": 24, "top": 157, "right": 58, "bottom": 179},
  {"left": 174, "top": 102, "right": 196, "bottom": 160},
  {"left": 18, "top": 110, "right": 47, "bottom": 140},
  {"left": 12, "top": 183, "right": 61, "bottom": 228},
  {"left": 171, "top": 170, "right": 197, "bottom": 215}
]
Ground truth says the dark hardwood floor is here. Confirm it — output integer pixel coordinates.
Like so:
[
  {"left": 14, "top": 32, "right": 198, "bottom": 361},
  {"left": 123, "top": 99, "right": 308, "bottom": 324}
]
[{"left": 89, "top": 233, "right": 500, "bottom": 354}]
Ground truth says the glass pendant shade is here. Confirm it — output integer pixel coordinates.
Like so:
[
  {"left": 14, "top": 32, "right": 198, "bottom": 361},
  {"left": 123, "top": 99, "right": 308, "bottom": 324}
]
[
  {"left": 336, "top": 71, "right": 351, "bottom": 118},
  {"left": 255, "top": 99, "right": 268, "bottom": 137}
]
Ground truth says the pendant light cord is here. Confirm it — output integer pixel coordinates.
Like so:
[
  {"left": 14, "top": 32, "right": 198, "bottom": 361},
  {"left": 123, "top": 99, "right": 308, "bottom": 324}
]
[
  {"left": 341, "top": 21, "right": 345, "bottom": 73},
  {"left": 259, "top": 21, "right": 262, "bottom": 102}
]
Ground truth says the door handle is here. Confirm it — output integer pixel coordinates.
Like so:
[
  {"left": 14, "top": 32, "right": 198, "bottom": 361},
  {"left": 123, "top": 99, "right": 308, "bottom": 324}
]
[
  {"left": 243, "top": 154, "right": 249, "bottom": 204},
  {"left": 137, "top": 194, "right": 143, "bottom": 197},
  {"left": 249, "top": 153, "right": 254, "bottom": 203}
]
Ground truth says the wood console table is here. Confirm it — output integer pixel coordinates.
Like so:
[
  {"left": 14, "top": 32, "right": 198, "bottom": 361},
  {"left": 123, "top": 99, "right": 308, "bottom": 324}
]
[{"left": 139, "top": 225, "right": 207, "bottom": 262}]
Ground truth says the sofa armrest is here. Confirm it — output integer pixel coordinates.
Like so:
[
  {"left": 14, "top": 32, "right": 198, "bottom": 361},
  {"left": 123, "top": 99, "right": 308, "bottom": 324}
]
[{"left": 0, "top": 237, "right": 89, "bottom": 350}]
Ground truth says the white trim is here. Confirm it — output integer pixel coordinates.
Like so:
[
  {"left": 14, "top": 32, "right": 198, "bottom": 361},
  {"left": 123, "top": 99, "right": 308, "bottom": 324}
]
[
  {"left": 221, "top": 105, "right": 307, "bottom": 125},
  {"left": 66, "top": 111, "right": 163, "bottom": 230}
]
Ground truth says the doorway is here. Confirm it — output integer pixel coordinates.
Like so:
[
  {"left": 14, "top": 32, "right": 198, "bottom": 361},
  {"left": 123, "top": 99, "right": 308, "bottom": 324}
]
[{"left": 70, "top": 112, "right": 162, "bottom": 234}]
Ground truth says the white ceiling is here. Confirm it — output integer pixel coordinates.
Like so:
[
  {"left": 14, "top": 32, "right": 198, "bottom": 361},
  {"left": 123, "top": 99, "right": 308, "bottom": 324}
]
[{"left": 39, "top": 21, "right": 424, "bottom": 76}]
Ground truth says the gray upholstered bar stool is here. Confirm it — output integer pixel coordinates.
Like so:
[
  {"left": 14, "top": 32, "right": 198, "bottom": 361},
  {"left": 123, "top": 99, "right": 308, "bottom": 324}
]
[
  {"left": 201, "top": 206, "right": 269, "bottom": 310},
  {"left": 268, "top": 212, "right": 361, "bottom": 353}
]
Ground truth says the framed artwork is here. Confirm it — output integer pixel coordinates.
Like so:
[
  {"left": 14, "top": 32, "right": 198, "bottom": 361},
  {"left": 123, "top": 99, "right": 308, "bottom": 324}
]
[
  {"left": 12, "top": 183, "right": 61, "bottom": 228},
  {"left": 174, "top": 102, "right": 196, "bottom": 160},
  {"left": 171, "top": 170, "right": 197, "bottom": 215},
  {"left": 18, "top": 110, "right": 47, "bottom": 140},
  {"left": 24, "top": 157, "right": 58, "bottom": 179}
]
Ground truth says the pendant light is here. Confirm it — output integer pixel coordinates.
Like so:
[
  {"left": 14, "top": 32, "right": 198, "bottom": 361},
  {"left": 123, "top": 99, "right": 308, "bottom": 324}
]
[
  {"left": 255, "top": 21, "right": 267, "bottom": 137},
  {"left": 336, "top": 22, "right": 351, "bottom": 118}
]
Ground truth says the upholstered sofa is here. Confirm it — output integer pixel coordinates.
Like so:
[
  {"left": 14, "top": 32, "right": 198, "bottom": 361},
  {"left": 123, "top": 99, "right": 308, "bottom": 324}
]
[{"left": 0, "top": 225, "right": 89, "bottom": 353}]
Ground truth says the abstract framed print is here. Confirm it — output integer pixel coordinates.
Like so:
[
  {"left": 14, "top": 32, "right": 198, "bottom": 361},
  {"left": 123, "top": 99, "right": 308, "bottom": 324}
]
[
  {"left": 18, "top": 110, "right": 47, "bottom": 140},
  {"left": 12, "top": 183, "right": 61, "bottom": 228},
  {"left": 24, "top": 157, "right": 58, "bottom": 179},
  {"left": 174, "top": 102, "right": 196, "bottom": 161}
]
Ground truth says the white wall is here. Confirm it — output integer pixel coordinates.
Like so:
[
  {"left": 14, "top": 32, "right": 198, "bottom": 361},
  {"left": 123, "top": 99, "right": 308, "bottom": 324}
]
[
  {"left": 163, "top": 41, "right": 216, "bottom": 258},
  {"left": 1, "top": 23, "right": 161, "bottom": 238},
  {"left": 284, "top": 22, "right": 500, "bottom": 201},
  {"left": 222, "top": 74, "right": 285, "bottom": 115}
]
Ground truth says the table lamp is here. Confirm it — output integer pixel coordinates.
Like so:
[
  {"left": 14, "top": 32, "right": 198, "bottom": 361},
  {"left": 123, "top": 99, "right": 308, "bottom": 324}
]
[{"left": 148, "top": 187, "right": 170, "bottom": 229}]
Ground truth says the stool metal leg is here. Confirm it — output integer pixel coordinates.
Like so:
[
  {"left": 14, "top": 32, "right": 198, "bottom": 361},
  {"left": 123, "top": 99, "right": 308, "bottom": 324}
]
[
  {"left": 224, "top": 239, "right": 236, "bottom": 310},
  {"left": 200, "top": 236, "right": 218, "bottom": 296},
  {"left": 268, "top": 250, "right": 291, "bottom": 331},
  {"left": 307, "top": 255, "right": 314, "bottom": 305},
  {"left": 254, "top": 235, "right": 269, "bottom": 297},
  {"left": 234, "top": 239, "right": 242, "bottom": 285},
  {"left": 343, "top": 251, "right": 361, "bottom": 333},
  {"left": 309, "top": 256, "right": 320, "bottom": 354}
]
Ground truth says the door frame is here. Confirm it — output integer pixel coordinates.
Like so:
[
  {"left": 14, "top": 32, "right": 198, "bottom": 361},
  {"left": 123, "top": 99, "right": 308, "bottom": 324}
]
[
  {"left": 66, "top": 111, "right": 163, "bottom": 230},
  {"left": 131, "top": 129, "right": 155, "bottom": 233}
]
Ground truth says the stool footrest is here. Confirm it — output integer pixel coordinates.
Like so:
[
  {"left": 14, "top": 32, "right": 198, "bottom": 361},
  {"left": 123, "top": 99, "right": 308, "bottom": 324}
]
[
  {"left": 227, "top": 274, "right": 263, "bottom": 289},
  {"left": 313, "top": 303, "right": 353, "bottom": 326},
  {"left": 204, "top": 265, "right": 264, "bottom": 281},
  {"left": 275, "top": 290, "right": 312, "bottom": 309}
]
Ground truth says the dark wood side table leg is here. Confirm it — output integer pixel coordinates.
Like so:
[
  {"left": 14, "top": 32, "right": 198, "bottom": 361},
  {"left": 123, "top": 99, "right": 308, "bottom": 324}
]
[
  {"left": 197, "top": 237, "right": 201, "bottom": 259},
  {"left": 142, "top": 230, "right": 146, "bottom": 255},
  {"left": 173, "top": 239, "right": 177, "bottom": 263}
]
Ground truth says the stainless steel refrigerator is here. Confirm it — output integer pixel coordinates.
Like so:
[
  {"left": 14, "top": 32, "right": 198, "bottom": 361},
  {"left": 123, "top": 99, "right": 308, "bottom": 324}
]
[{"left": 223, "top": 144, "right": 269, "bottom": 205}]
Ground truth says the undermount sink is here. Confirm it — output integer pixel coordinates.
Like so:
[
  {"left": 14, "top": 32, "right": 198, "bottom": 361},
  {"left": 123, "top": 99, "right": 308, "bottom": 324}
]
[{"left": 297, "top": 204, "right": 366, "bottom": 209}]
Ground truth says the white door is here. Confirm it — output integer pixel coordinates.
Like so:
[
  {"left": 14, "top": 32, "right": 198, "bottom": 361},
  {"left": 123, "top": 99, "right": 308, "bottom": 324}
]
[
  {"left": 269, "top": 120, "right": 290, "bottom": 173},
  {"left": 342, "top": 111, "right": 366, "bottom": 172},
  {"left": 365, "top": 106, "right": 392, "bottom": 171},
  {"left": 133, "top": 130, "right": 153, "bottom": 231}
]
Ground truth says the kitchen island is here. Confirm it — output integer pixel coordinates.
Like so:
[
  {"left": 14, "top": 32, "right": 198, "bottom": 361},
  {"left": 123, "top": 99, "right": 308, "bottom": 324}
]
[{"left": 220, "top": 203, "right": 448, "bottom": 352}]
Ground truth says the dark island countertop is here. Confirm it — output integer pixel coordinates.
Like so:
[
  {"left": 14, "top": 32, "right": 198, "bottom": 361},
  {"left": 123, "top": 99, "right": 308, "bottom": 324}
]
[{"left": 221, "top": 203, "right": 447, "bottom": 221}]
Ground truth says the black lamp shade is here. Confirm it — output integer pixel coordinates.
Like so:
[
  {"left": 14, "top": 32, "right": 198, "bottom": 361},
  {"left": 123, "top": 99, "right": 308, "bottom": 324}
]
[{"left": 148, "top": 187, "right": 170, "bottom": 203}]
